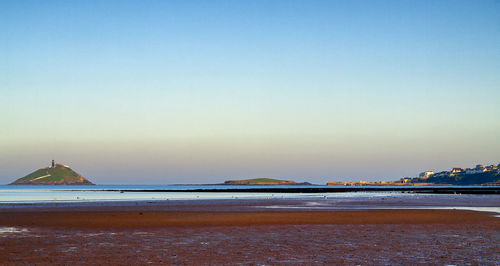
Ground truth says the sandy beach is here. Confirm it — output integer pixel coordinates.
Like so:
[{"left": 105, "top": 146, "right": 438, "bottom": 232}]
[{"left": 0, "top": 198, "right": 499, "bottom": 265}]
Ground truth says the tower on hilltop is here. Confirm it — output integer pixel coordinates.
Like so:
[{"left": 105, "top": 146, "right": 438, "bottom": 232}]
[{"left": 51, "top": 160, "right": 55, "bottom": 168}]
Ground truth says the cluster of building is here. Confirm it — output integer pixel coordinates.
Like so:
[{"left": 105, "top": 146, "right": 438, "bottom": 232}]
[{"left": 418, "top": 163, "right": 500, "bottom": 179}]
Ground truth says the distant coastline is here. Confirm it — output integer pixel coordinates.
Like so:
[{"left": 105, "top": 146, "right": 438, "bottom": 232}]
[
  {"left": 222, "top": 163, "right": 500, "bottom": 187},
  {"left": 400, "top": 163, "right": 500, "bottom": 186},
  {"left": 329, "top": 163, "right": 500, "bottom": 187},
  {"left": 223, "top": 178, "right": 312, "bottom": 186},
  {"left": 62, "top": 186, "right": 500, "bottom": 195},
  {"left": 7, "top": 162, "right": 499, "bottom": 187}
]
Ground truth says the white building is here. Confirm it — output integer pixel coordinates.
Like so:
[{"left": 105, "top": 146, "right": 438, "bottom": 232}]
[
  {"left": 465, "top": 168, "right": 486, "bottom": 175},
  {"left": 419, "top": 171, "right": 434, "bottom": 179}
]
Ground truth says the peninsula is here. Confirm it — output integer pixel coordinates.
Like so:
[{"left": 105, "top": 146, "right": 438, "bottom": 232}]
[
  {"left": 327, "top": 163, "right": 500, "bottom": 186},
  {"left": 402, "top": 163, "right": 500, "bottom": 186},
  {"left": 10, "top": 160, "right": 94, "bottom": 185}
]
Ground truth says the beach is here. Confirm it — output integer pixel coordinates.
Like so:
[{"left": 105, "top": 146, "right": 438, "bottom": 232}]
[{"left": 0, "top": 198, "right": 499, "bottom": 265}]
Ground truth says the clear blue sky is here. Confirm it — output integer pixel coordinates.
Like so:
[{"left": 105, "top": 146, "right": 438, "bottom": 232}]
[{"left": 1, "top": 0, "right": 499, "bottom": 184}]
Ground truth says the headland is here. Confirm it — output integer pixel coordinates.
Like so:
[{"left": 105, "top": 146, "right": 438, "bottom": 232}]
[{"left": 9, "top": 161, "right": 94, "bottom": 185}]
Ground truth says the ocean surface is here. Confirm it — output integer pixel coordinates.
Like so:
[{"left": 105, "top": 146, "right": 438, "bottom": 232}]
[
  {"left": 0, "top": 184, "right": 498, "bottom": 204},
  {"left": 0, "top": 184, "right": 375, "bottom": 203}
]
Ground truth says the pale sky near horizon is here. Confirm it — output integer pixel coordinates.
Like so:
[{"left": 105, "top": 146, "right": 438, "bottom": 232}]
[{"left": 1, "top": 0, "right": 499, "bottom": 184}]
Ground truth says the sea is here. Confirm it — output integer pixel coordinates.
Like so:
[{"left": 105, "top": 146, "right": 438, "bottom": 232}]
[
  {"left": 0, "top": 185, "right": 499, "bottom": 214},
  {"left": 0, "top": 184, "right": 369, "bottom": 204}
]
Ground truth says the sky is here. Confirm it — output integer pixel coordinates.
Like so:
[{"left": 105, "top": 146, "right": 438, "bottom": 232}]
[{"left": 1, "top": 0, "right": 499, "bottom": 184}]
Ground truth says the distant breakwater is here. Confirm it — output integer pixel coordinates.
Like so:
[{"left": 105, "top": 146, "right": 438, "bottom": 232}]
[{"left": 66, "top": 186, "right": 500, "bottom": 194}]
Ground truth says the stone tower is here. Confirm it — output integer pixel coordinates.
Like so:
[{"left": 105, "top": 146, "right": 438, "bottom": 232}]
[{"left": 52, "top": 160, "right": 55, "bottom": 168}]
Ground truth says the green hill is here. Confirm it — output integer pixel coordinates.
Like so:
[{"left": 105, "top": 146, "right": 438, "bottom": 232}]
[
  {"left": 224, "top": 178, "right": 297, "bottom": 185},
  {"left": 10, "top": 164, "right": 94, "bottom": 185}
]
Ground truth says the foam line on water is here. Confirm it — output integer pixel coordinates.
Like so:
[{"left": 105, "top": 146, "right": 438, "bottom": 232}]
[
  {"left": 0, "top": 227, "right": 29, "bottom": 234},
  {"left": 256, "top": 205, "right": 500, "bottom": 217}
]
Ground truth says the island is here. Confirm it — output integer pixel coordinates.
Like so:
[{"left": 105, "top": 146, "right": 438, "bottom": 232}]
[
  {"left": 224, "top": 178, "right": 311, "bottom": 185},
  {"left": 10, "top": 160, "right": 94, "bottom": 185}
]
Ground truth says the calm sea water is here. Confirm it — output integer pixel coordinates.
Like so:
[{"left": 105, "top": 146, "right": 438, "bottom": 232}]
[
  {"left": 0, "top": 184, "right": 346, "bottom": 203},
  {"left": 0, "top": 184, "right": 495, "bottom": 204}
]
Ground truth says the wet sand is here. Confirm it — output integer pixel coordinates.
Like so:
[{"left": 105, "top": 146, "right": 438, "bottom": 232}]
[
  {"left": 0, "top": 209, "right": 497, "bottom": 228},
  {"left": 0, "top": 199, "right": 498, "bottom": 265}
]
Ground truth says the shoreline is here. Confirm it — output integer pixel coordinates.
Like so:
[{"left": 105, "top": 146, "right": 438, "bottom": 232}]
[
  {"left": 1, "top": 197, "right": 499, "bottom": 228},
  {"left": 2, "top": 193, "right": 499, "bottom": 208}
]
